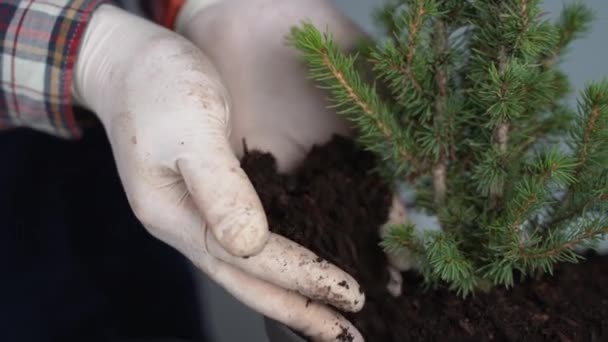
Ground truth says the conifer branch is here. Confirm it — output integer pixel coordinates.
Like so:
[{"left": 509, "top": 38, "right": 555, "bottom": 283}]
[
  {"left": 520, "top": 222, "right": 608, "bottom": 264},
  {"left": 544, "top": 2, "right": 593, "bottom": 68},
  {"left": 324, "top": 54, "right": 395, "bottom": 146},
  {"left": 510, "top": 193, "right": 538, "bottom": 246},
  {"left": 575, "top": 104, "right": 602, "bottom": 175},
  {"left": 550, "top": 82, "right": 608, "bottom": 224},
  {"left": 550, "top": 194, "right": 608, "bottom": 228},
  {"left": 383, "top": 225, "right": 477, "bottom": 296},
  {"left": 494, "top": 151, "right": 577, "bottom": 270},
  {"left": 381, "top": 224, "right": 425, "bottom": 256},
  {"left": 402, "top": 3, "right": 428, "bottom": 94},
  {"left": 370, "top": 0, "right": 436, "bottom": 105},
  {"left": 425, "top": 232, "right": 477, "bottom": 296},
  {"left": 511, "top": 105, "right": 575, "bottom": 156},
  {"left": 289, "top": 23, "right": 412, "bottom": 175}
]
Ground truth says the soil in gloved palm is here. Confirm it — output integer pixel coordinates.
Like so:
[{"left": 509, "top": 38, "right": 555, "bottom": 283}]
[{"left": 241, "top": 135, "right": 608, "bottom": 342}]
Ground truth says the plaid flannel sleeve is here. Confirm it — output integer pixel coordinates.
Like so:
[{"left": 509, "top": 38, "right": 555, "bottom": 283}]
[{"left": 0, "top": 0, "right": 110, "bottom": 139}]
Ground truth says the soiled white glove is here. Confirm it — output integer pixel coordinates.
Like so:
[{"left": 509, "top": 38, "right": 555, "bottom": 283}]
[
  {"left": 179, "top": 0, "right": 411, "bottom": 302},
  {"left": 72, "top": 4, "right": 364, "bottom": 341}
]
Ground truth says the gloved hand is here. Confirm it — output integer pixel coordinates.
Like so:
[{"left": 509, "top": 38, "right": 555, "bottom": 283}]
[
  {"left": 72, "top": 4, "right": 364, "bottom": 341},
  {"left": 178, "top": 0, "right": 410, "bottom": 298},
  {"left": 175, "top": 0, "right": 360, "bottom": 172}
]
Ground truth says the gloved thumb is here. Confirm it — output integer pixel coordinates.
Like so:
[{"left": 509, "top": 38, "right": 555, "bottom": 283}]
[
  {"left": 177, "top": 140, "right": 270, "bottom": 257},
  {"left": 71, "top": 3, "right": 269, "bottom": 257}
]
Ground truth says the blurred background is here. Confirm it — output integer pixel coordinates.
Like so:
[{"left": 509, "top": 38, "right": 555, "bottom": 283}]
[{"left": 196, "top": 0, "right": 608, "bottom": 341}]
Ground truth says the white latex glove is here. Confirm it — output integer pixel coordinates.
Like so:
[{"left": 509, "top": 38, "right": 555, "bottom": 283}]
[
  {"left": 179, "top": 0, "right": 410, "bottom": 300},
  {"left": 72, "top": 4, "right": 364, "bottom": 341}
]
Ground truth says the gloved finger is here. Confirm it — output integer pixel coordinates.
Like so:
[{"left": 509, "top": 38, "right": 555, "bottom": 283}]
[
  {"left": 129, "top": 184, "right": 362, "bottom": 341},
  {"left": 206, "top": 231, "right": 364, "bottom": 312},
  {"left": 207, "top": 257, "right": 364, "bottom": 342},
  {"left": 177, "top": 148, "right": 269, "bottom": 257}
]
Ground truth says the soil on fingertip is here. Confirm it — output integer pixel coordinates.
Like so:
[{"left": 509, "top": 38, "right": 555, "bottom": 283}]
[{"left": 241, "top": 135, "right": 608, "bottom": 342}]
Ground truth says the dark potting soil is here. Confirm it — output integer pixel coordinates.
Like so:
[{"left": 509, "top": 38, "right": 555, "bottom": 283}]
[{"left": 241, "top": 135, "right": 608, "bottom": 342}]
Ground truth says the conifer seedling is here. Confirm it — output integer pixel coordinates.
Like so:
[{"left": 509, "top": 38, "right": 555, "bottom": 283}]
[{"left": 289, "top": 0, "right": 606, "bottom": 296}]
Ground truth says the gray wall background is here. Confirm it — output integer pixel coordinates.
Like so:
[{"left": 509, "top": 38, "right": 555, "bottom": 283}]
[{"left": 194, "top": 1, "right": 608, "bottom": 341}]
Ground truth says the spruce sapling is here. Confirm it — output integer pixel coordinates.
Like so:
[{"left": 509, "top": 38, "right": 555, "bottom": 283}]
[{"left": 288, "top": 0, "right": 606, "bottom": 296}]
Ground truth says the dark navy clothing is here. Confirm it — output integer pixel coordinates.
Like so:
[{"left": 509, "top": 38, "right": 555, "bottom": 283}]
[{"left": 0, "top": 121, "right": 205, "bottom": 342}]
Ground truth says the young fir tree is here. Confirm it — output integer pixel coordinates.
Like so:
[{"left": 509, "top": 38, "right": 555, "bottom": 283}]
[{"left": 289, "top": 0, "right": 607, "bottom": 296}]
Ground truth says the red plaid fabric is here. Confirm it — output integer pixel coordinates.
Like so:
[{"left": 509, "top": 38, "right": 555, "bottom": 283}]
[
  {"left": 0, "top": 1, "right": 185, "bottom": 139},
  {"left": 0, "top": 0, "right": 110, "bottom": 138}
]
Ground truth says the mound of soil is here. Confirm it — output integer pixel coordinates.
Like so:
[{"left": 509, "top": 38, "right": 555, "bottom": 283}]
[{"left": 241, "top": 136, "right": 608, "bottom": 342}]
